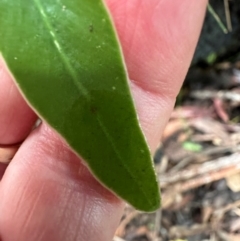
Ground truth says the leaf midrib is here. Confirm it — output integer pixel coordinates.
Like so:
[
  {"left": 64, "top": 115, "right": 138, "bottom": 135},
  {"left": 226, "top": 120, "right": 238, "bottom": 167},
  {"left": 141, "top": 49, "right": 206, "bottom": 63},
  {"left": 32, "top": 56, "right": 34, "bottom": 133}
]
[
  {"left": 33, "top": 0, "right": 153, "bottom": 206},
  {"left": 33, "top": 0, "right": 89, "bottom": 99}
]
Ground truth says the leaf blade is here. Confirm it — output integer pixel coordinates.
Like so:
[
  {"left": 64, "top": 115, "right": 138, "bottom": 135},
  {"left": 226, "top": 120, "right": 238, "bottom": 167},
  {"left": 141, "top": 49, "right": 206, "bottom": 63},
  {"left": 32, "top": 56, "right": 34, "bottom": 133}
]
[{"left": 0, "top": 0, "right": 160, "bottom": 211}]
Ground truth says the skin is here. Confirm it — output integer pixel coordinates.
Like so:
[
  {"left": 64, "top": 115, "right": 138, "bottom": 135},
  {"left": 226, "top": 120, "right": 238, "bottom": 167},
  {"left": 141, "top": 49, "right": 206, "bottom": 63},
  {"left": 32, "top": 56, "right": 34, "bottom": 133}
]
[{"left": 0, "top": 0, "right": 207, "bottom": 240}]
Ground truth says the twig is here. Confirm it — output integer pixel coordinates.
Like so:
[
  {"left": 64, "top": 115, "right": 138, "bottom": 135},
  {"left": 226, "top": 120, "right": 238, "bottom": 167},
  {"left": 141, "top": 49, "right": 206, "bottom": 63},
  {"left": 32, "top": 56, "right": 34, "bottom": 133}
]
[
  {"left": 170, "top": 145, "right": 240, "bottom": 173},
  {"left": 167, "top": 165, "right": 240, "bottom": 193},
  {"left": 153, "top": 209, "right": 162, "bottom": 240},
  {"left": 224, "top": 0, "right": 232, "bottom": 32},
  {"left": 160, "top": 152, "right": 240, "bottom": 186},
  {"left": 214, "top": 200, "right": 240, "bottom": 217},
  {"left": 211, "top": 200, "right": 240, "bottom": 229},
  {"left": 161, "top": 165, "right": 240, "bottom": 209},
  {"left": 115, "top": 210, "right": 139, "bottom": 237},
  {"left": 191, "top": 90, "right": 240, "bottom": 102},
  {"left": 207, "top": 3, "right": 228, "bottom": 34},
  {"left": 169, "top": 224, "right": 211, "bottom": 238},
  {"left": 161, "top": 153, "right": 240, "bottom": 209}
]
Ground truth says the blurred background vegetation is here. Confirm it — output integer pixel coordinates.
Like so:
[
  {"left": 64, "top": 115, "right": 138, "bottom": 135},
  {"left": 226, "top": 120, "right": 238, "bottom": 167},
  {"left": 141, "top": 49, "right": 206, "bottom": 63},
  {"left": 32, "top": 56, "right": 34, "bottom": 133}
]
[{"left": 193, "top": 0, "right": 240, "bottom": 65}]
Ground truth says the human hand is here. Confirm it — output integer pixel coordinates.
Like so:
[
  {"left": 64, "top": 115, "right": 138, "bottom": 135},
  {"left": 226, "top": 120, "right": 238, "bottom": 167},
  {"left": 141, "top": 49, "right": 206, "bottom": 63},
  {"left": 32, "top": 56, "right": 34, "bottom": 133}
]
[{"left": 0, "top": 1, "right": 207, "bottom": 240}]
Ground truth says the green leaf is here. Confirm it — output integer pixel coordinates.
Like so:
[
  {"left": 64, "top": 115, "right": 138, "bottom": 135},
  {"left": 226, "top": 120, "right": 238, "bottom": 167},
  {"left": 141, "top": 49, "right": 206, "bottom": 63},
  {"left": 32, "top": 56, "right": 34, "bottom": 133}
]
[
  {"left": 182, "top": 141, "right": 202, "bottom": 152},
  {"left": 0, "top": 0, "right": 160, "bottom": 211}
]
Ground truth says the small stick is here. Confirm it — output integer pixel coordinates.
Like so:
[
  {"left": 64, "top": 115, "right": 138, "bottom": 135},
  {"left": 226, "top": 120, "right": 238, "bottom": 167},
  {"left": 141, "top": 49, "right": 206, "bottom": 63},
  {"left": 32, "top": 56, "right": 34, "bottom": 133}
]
[
  {"left": 191, "top": 90, "right": 240, "bottom": 102},
  {"left": 153, "top": 209, "right": 162, "bottom": 239},
  {"left": 160, "top": 152, "right": 240, "bottom": 186},
  {"left": 224, "top": 0, "right": 232, "bottom": 32},
  {"left": 207, "top": 4, "right": 228, "bottom": 34},
  {"left": 169, "top": 166, "right": 240, "bottom": 193},
  {"left": 115, "top": 210, "right": 139, "bottom": 237},
  {"left": 214, "top": 200, "right": 240, "bottom": 217}
]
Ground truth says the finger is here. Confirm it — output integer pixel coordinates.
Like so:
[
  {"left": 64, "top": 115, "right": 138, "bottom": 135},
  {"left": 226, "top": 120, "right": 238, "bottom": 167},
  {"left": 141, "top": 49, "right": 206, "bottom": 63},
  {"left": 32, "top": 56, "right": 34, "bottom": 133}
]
[
  {"left": 107, "top": 0, "right": 207, "bottom": 150},
  {"left": 0, "top": 124, "right": 125, "bottom": 241},
  {"left": 0, "top": 58, "right": 37, "bottom": 145},
  {"left": 108, "top": 0, "right": 207, "bottom": 95}
]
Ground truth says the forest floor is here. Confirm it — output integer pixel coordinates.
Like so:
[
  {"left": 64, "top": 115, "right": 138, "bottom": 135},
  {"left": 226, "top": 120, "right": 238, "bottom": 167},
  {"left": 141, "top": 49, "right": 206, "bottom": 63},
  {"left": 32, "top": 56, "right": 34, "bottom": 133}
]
[{"left": 114, "top": 60, "right": 240, "bottom": 241}]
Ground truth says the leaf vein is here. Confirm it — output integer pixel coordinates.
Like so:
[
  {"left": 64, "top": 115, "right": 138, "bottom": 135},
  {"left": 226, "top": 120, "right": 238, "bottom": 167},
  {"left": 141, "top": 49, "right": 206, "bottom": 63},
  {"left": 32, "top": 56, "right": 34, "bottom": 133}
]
[{"left": 33, "top": 0, "right": 89, "bottom": 98}]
